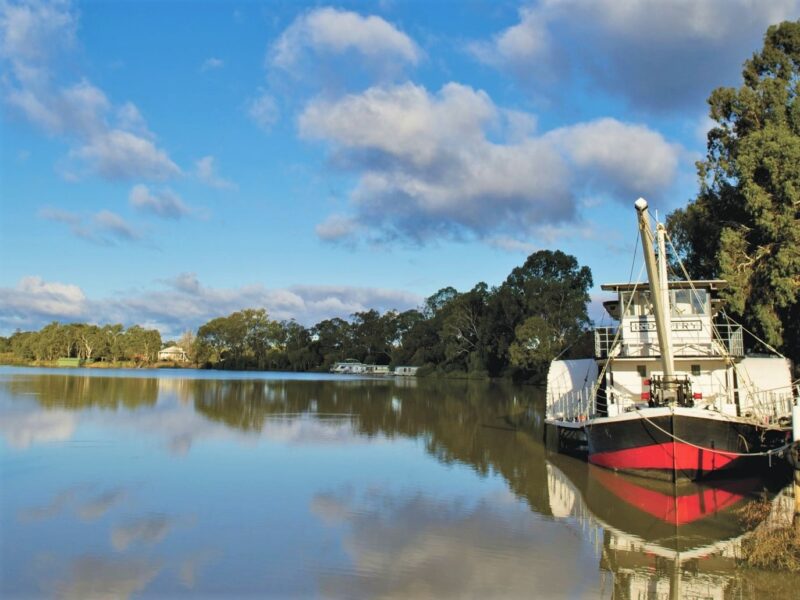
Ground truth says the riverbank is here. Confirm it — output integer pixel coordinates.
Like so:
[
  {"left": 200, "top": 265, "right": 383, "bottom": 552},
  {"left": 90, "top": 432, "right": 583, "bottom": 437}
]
[
  {"left": 0, "top": 353, "right": 191, "bottom": 370},
  {"left": 0, "top": 354, "right": 529, "bottom": 382}
]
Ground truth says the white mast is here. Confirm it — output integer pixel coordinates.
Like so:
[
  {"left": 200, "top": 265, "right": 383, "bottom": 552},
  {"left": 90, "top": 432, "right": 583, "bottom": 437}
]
[{"left": 635, "top": 198, "right": 675, "bottom": 381}]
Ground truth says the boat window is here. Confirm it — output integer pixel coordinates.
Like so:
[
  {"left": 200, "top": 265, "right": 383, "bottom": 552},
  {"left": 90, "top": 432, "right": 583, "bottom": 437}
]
[
  {"left": 622, "top": 291, "right": 653, "bottom": 317},
  {"left": 691, "top": 289, "right": 709, "bottom": 315},
  {"left": 691, "top": 364, "right": 701, "bottom": 376},
  {"left": 636, "top": 365, "right": 647, "bottom": 377},
  {"left": 670, "top": 289, "right": 708, "bottom": 316}
]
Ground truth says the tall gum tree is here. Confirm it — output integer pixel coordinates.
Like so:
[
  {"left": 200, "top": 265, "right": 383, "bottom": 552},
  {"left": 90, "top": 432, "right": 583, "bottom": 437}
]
[{"left": 668, "top": 21, "right": 800, "bottom": 362}]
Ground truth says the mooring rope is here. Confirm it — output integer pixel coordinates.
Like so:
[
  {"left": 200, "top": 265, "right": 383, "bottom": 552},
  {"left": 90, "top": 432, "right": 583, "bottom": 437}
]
[{"left": 633, "top": 408, "right": 793, "bottom": 458}]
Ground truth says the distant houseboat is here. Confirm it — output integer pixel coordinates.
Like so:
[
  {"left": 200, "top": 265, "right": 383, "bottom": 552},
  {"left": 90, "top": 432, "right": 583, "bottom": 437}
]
[
  {"left": 330, "top": 359, "right": 366, "bottom": 374},
  {"left": 394, "top": 366, "right": 419, "bottom": 377},
  {"left": 330, "top": 361, "right": 397, "bottom": 376}
]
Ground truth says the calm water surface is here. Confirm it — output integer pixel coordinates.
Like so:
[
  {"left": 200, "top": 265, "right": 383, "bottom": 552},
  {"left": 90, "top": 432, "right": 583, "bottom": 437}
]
[{"left": 0, "top": 366, "right": 796, "bottom": 599}]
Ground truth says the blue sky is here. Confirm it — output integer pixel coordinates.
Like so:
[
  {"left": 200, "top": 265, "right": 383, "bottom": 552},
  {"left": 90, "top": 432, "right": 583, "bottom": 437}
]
[{"left": 1, "top": 0, "right": 797, "bottom": 337}]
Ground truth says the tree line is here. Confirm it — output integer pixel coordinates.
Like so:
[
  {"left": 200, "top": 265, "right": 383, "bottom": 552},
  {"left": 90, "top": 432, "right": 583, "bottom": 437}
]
[
  {"left": 0, "top": 250, "right": 593, "bottom": 380},
  {"left": 190, "top": 249, "right": 593, "bottom": 378},
  {"left": 0, "top": 322, "right": 163, "bottom": 364}
]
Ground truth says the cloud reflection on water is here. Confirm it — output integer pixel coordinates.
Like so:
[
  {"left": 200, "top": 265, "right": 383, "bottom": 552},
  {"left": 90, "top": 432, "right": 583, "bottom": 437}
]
[
  {"left": 18, "top": 487, "right": 82, "bottom": 522},
  {"left": 311, "top": 487, "right": 600, "bottom": 599},
  {"left": 52, "top": 556, "right": 162, "bottom": 600},
  {"left": 111, "top": 514, "right": 176, "bottom": 551},
  {"left": 78, "top": 488, "right": 128, "bottom": 521},
  {"left": 0, "top": 404, "right": 76, "bottom": 449}
]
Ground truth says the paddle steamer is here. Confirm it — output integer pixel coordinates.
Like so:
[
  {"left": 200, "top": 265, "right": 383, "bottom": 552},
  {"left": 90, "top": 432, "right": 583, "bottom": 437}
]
[{"left": 545, "top": 199, "right": 797, "bottom": 480}]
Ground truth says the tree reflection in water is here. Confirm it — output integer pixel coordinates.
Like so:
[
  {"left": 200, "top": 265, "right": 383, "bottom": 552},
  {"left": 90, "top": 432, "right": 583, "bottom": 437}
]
[{"left": 2, "top": 371, "right": 798, "bottom": 598}]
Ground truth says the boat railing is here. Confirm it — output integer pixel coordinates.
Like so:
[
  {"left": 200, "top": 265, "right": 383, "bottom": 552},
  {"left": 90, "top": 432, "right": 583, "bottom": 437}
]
[
  {"left": 594, "top": 327, "right": 617, "bottom": 358},
  {"left": 711, "top": 323, "right": 744, "bottom": 357},
  {"left": 744, "top": 389, "right": 794, "bottom": 423},
  {"left": 547, "top": 385, "right": 595, "bottom": 421},
  {"left": 593, "top": 323, "right": 744, "bottom": 358}
]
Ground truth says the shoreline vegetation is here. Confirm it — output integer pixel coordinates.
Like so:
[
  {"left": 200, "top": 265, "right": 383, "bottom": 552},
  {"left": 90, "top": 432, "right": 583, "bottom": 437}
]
[{"left": 0, "top": 250, "right": 595, "bottom": 383}]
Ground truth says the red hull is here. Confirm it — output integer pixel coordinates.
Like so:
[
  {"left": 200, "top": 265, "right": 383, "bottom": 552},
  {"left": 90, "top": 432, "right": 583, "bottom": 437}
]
[
  {"left": 590, "top": 441, "right": 738, "bottom": 472},
  {"left": 590, "top": 466, "right": 751, "bottom": 524},
  {"left": 581, "top": 412, "right": 787, "bottom": 480}
]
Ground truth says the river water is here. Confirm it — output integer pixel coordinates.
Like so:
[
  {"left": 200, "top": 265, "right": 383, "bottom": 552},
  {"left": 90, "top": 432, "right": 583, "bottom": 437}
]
[{"left": 0, "top": 366, "right": 796, "bottom": 598}]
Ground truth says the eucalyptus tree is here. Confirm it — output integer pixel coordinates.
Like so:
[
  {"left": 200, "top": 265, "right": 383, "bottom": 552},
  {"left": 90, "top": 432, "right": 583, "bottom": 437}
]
[
  {"left": 350, "top": 309, "right": 395, "bottom": 364},
  {"left": 311, "top": 318, "right": 352, "bottom": 367},
  {"left": 492, "top": 250, "right": 593, "bottom": 376},
  {"left": 668, "top": 21, "right": 800, "bottom": 360},
  {"left": 122, "top": 325, "right": 162, "bottom": 363},
  {"left": 441, "top": 282, "right": 491, "bottom": 371},
  {"left": 281, "top": 320, "right": 317, "bottom": 371}
]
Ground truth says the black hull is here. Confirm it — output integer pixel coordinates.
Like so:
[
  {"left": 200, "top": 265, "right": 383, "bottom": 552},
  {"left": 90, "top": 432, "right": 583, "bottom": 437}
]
[{"left": 549, "top": 412, "right": 789, "bottom": 482}]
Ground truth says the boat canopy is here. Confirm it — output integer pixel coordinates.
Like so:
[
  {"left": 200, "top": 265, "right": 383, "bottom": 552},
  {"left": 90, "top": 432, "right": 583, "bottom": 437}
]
[{"left": 600, "top": 280, "right": 728, "bottom": 292}]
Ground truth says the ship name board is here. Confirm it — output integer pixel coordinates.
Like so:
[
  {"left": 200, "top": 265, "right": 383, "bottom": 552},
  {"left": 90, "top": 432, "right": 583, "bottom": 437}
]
[{"left": 630, "top": 320, "right": 702, "bottom": 332}]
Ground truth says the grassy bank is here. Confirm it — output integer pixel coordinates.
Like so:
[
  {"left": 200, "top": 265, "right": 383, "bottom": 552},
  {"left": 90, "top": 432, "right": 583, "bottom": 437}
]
[
  {"left": 738, "top": 491, "right": 800, "bottom": 572},
  {"left": 0, "top": 354, "right": 192, "bottom": 370}
]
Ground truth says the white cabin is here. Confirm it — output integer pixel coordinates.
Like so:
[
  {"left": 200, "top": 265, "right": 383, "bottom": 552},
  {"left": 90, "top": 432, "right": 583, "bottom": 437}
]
[
  {"left": 546, "top": 280, "right": 794, "bottom": 422},
  {"left": 330, "top": 359, "right": 365, "bottom": 374},
  {"left": 394, "top": 366, "right": 419, "bottom": 377}
]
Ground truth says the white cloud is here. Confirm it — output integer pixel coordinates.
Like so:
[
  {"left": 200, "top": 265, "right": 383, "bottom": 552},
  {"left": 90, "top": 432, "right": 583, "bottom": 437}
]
[
  {"left": 129, "top": 184, "right": 191, "bottom": 219},
  {"left": 695, "top": 113, "right": 716, "bottom": 144},
  {"left": 0, "top": 274, "right": 423, "bottom": 337},
  {"left": 0, "top": 0, "right": 76, "bottom": 65},
  {"left": 39, "top": 206, "right": 88, "bottom": 236},
  {"left": 168, "top": 272, "right": 201, "bottom": 294},
  {"left": 251, "top": 7, "right": 422, "bottom": 137},
  {"left": 6, "top": 78, "right": 110, "bottom": 137},
  {"left": 545, "top": 118, "right": 680, "bottom": 196},
  {"left": 486, "top": 236, "right": 538, "bottom": 254},
  {"left": 473, "top": 0, "right": 800, "bottom": 111},
  {"left": 271, "top": 7, "right": 421, "bottom": 71},
  {"left": 195, "top": 155, "right": 236, "bottom": 190},
  {"left": 247, "top": 90, "right": 279, "bottom": 131},
  {"left": 201, "top": 57, "right": 223, "bottom": 71},
  {"left": 0, "top": 0, "right": 180, "bottom": 180},
  {"left": 40, "top": 206, "right": 143, "bottom": 244},
  {"left": 115, "top": 102, "right": 154, "bottom": 139},
  {"left": 73, "top": 130, "right": 180, "bottom": 181},
  {"left": 470, "top": 5, "right": 551, "bottom": 70},
  {"left": 0, "top": 276, "right": 86, "bottom": 323},
  {"left": 315, "top": 215, "right": 361, "bottom": 241},
  {"left": 93, "top": 210, "right": 140, "bottom": 240},
  {"left": 299, "top": 82, "right": 680, "bottom": 244},
  {"left": 59, "top": 79, "right": 110, "bottom": 136}
]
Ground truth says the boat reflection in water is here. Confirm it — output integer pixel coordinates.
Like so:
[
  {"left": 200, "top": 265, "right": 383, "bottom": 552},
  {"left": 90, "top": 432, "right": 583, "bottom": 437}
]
[{"left": 546, "top": 452, "right": 795, "bottom": 599}]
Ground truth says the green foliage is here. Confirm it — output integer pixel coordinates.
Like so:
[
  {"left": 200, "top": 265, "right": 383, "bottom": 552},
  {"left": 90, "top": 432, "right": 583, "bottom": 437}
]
[
  {"left": 668, "top": 21, "right": 800, "bottom": 360},
  {"left": 195, "top": 308, "right": 285, "bottom": 369},
  {"left": 486, "top": 250, "right": 593, "bottom": 377},
  {"left": 4, "top": 323, "right": 161, "bottom": 364},
  {"left": 6, "top": 250, "right": 593, "bottom": 379},
  {"left": 509, "top": 316, "right": 561, "bottom": 370}
]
